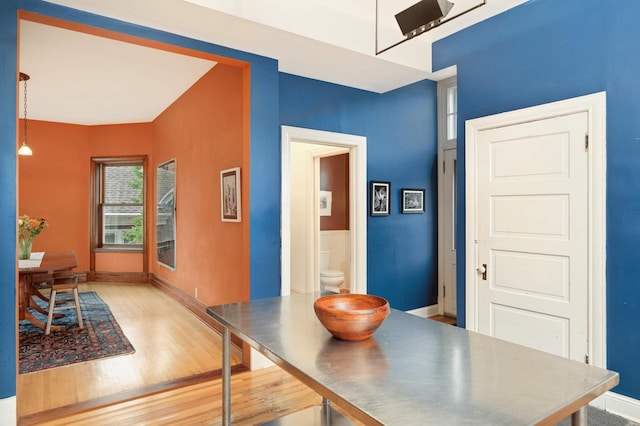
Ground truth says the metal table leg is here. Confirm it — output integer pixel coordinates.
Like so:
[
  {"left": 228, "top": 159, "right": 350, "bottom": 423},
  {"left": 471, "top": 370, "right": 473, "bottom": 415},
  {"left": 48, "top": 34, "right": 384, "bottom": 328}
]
[
  {"left": 222, "top": 326, "right": 231, "bottom": 426},
  {"left": 571, "top": 406, "right": 587, "bottom": 426}
]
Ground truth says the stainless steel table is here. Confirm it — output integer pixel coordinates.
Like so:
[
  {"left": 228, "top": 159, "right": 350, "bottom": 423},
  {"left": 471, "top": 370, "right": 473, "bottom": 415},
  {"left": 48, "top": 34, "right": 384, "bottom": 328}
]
[{"left": 207, "top": 292, "right": 619, "bottom": 425}]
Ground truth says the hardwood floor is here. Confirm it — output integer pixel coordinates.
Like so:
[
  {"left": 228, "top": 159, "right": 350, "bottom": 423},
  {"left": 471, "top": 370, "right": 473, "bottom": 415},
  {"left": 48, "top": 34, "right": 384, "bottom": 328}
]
[
  {"left": 18, "top": 282, "right": 242, "bottom": 424},
  {"left": 427, "top": 314, "right": 457, "bottom": 326},
  {"left": 18, "top": 284, "right": 457, "bottom": 425},
  {"left": 29, "top": 366, "right": 325, "bottom": 426}
]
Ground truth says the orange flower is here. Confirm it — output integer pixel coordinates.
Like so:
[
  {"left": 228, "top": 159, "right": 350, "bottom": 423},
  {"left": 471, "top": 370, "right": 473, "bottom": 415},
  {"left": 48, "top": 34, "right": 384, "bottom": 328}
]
[{"left": 18, "top": 215, "right": 48, "bottom": 240}]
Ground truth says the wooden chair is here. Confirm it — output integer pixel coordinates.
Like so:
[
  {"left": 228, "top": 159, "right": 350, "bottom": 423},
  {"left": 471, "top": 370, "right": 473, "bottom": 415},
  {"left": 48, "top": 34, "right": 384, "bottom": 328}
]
[{"left": 45, "top": 273, "right": 84, "bottom": 335}]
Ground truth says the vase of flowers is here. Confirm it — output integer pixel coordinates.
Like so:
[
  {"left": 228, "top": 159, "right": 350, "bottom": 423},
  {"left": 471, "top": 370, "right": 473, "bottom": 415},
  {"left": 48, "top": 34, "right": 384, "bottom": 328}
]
[{"left": 18, "top": 215, "right": 48, "bottom": 260}]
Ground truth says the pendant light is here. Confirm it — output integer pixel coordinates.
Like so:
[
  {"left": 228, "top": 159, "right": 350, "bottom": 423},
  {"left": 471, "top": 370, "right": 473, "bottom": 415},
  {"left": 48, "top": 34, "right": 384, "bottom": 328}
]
[{"left": 18, "top": 72, "right": 33, "bottom": 156}]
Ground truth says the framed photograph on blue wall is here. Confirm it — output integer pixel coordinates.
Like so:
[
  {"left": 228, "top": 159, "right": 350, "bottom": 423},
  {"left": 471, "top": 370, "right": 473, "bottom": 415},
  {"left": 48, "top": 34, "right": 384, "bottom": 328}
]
[
  {"left": 370, "top": 181, "right": 391, "bottom": 216},
  {"left": 402, "top": 188, "right": 425, "bottom": 214}
]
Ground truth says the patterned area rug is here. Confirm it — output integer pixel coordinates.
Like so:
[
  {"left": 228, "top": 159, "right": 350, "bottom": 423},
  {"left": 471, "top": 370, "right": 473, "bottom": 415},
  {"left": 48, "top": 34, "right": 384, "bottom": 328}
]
[{"left": 19, "top": 291, "right": 135, "bottom": 374}]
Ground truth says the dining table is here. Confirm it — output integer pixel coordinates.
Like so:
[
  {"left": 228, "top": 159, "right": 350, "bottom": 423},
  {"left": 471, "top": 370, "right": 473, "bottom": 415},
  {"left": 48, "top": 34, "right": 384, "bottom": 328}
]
[{"left": 18, "top": 250, "right": 79, "bottom": 330}]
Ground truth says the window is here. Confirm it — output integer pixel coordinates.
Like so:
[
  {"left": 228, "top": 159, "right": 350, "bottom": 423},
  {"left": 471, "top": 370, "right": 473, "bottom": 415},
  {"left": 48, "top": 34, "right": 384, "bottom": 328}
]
[
  {"left": 446, "top": 85, "right": 457, "bottom": 141},
  {"left": 92, "top": 157, "right": 146, "bottom": 250}
]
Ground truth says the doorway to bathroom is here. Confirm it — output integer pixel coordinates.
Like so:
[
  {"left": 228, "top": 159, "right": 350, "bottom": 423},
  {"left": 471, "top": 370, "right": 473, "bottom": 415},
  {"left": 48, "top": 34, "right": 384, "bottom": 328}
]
[{"left": 281, "top": 126, "right": 367, "bottom": 296}]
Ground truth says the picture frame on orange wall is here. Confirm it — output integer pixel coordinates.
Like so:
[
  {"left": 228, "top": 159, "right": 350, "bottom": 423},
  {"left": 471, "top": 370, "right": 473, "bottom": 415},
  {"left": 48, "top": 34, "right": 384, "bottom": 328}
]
[{"left": 221, "top": 167, "right": 241, "bottom": 222}]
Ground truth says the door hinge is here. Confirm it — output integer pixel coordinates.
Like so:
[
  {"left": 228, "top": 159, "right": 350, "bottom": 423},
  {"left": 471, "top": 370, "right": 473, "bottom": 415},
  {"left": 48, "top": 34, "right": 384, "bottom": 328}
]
[
  {"left": 443, "top": 160, "right": 446, "bottom": 174},
  {"left": 585, "top": 354, "right": 590, "bottom": 364},
  {"left": 585, "top": 134, "right": 589, "bottom": 151}
]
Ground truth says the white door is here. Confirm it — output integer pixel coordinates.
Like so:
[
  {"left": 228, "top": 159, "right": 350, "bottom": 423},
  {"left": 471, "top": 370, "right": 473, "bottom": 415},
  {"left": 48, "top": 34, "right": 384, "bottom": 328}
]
[
  {"left": 443, "top": 148, "right": 457, "bottom": 316},
  {"left": 476, "top": 112, "right": 588, "bottom": 361}
]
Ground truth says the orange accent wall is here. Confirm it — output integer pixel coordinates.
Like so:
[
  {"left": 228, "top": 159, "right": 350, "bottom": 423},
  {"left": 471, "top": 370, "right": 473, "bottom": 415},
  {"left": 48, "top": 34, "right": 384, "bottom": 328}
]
[
  {"left": 18, "top": 121, "right": 152, "bottom": 272},
  {"left": 152, "top": 63, "right": 248, "bottom": 306},
  {"left": 17, "top": 63, "right": 248, "bottom": 305}
]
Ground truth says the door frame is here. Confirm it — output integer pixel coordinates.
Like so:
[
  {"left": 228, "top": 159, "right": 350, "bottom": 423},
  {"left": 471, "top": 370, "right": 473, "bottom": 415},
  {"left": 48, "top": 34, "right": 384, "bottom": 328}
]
[
  {"left": 281, "top": 125, "right": 367, "bottom": 296},
  {"left": 465, "top": 92, "right": 606, "bottom": 367},
  {"left": 437, "top": 76, "right": 458, "bottom": 317}
]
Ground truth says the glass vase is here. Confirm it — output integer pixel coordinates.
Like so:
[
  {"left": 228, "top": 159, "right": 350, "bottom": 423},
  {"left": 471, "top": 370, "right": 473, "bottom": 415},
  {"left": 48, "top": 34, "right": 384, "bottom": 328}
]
[{"left": 18, "top": 237, "right": 33, "bottom": 260}]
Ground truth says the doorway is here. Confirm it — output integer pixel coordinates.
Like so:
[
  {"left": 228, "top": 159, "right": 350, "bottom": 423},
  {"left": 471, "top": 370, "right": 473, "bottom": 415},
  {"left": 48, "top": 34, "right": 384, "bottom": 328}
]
[
  {"left": 281, "top": 126, "right": 367, "bottom": 296},
  {"left": 465, "top": 92, "right": 607, "bottom": 367}
]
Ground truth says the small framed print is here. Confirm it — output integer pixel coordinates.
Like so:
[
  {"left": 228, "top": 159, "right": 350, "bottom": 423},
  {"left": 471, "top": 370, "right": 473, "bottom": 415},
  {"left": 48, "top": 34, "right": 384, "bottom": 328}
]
[
  {"left": 370, "top": 181, "right": 391, "bottom": 216},
  {"left": 402, "top": 188, "right": 425, "bottom": 214},
  {"left": 221, "top": 167, "right": 241, "bottom": 222},
  {"left": 319, "top": 190, "right": 332, "bottom": 216}
]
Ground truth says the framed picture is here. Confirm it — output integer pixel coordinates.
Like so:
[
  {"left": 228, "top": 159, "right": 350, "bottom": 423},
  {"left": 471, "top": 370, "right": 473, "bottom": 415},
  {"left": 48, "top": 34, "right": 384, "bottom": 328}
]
[
  {"left": 221, "top": 167, "right": 241, "bottom": 222},
  {"left": 370, "top": 181, "right": 391, "bottom": 216},
  {"left": 319, "top": 190, "right": 332, "bottom": 216},
  {"left": 157, "top": 159, "right": 176, "bottom": 270},
  {"left": 402, "top": 188, "right": 425, "bottom": 214}
]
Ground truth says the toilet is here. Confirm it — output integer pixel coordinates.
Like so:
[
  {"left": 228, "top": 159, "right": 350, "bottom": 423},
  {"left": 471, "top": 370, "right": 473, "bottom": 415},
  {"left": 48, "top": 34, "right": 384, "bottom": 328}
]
[{"left": 320, "top": 250, "right": 345, "bottom": 293}]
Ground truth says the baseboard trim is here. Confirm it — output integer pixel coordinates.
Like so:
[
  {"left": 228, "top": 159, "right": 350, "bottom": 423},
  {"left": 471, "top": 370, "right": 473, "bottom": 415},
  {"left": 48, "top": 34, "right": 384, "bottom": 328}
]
[
  {"left": 149, "top": 274, "right": 245, "bottom": 362},
  {"left": 0, "top": 396, "right": 16, "bottom": 426},
  {"left": 591, "top": 391, "right": 640, "bottom": 423},
  {"left": 406, "top": 304, "right": 440, "bottom": 318},
  {"left": 91, "top": 271, "right": 148, "bottom": 283}
]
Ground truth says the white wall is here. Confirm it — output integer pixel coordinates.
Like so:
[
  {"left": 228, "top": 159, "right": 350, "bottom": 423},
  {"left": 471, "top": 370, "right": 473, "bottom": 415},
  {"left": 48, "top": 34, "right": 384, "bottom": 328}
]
[
  {"left": 290, "top": 143, "right": 312, "bottom": 293},
  {"left": 320, "top": 230, "right": 350, "bottom": 290}
]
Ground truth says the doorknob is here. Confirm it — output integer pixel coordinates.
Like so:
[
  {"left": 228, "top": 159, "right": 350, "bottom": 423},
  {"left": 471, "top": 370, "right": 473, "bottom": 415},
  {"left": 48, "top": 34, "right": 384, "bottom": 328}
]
[{"left": 477, "top": 264, "right": 487, "bottom": 281}]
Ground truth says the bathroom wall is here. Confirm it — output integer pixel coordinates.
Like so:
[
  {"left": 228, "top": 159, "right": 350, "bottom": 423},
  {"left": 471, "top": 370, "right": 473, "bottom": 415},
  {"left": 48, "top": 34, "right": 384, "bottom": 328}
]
[
  {"left": 320, "top": 153, "right": 349, "bottom": 230},
  {"left": 319, "top": 153, "right": 349, "bottom": 289}
]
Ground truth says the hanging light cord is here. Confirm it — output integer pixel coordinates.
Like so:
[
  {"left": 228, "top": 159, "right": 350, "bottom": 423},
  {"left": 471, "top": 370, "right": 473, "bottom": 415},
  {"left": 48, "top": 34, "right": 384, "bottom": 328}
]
[{"left": 22, "top": 75, "right": 28, "bottom": 143}]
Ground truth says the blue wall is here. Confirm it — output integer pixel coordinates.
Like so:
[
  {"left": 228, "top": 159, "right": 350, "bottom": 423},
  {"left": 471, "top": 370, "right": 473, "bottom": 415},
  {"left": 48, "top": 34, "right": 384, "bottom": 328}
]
[
  {"left": 0, "top": 0, "right": 19, "bottom": 404},
  {"left": 433, "top": 0, "right": 640, "bottom": 401},
  {"left": 280, "top": 74, "right": 438, "bottom": 310}
]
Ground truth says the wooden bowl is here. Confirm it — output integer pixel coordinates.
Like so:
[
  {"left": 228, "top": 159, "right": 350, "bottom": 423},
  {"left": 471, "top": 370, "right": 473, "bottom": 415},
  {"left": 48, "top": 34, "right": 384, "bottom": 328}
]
[{"left": 314, "top": 294, "right": 390, "bottom": 341}]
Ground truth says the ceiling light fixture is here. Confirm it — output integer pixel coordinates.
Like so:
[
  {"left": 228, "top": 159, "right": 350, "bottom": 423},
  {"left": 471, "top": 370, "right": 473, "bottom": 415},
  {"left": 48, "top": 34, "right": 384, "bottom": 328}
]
[
  {"left": 18, "top": 72, "right": 33, "bottom": 156},
  {"left": 375, "top": 0, "right": 486, "bottom": 55}
]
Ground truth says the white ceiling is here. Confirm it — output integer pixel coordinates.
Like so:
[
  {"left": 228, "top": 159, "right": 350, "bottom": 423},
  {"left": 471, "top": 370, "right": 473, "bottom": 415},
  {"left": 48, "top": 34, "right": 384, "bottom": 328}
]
[{"left": 20, "top": 0, "right": 528, "bottom": 125}]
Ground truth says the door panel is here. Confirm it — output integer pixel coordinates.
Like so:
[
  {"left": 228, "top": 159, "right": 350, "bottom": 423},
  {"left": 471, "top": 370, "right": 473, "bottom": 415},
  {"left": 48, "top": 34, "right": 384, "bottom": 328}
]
[
  {"left": 491, "top": 304, "right": 569, "bottom": 357},
  {"left": 477, "top": 112, "right": 588, "bottom": 362}
]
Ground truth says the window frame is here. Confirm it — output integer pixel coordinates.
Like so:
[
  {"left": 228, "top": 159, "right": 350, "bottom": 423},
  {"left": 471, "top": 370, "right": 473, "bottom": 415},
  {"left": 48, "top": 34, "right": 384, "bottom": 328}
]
[{"left": 91, "top": 156, "right": 147, "bottom": 252}]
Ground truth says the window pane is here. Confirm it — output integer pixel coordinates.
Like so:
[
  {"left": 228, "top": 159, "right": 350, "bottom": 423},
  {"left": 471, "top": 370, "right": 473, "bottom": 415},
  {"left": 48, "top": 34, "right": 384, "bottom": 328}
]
[
  {"left": 103, "top": 205, "right": 143, "bottom": 245},
  {"left": 447, "top": 86, "right": 457, "bottom": 114},
  {"left": 105, "top": 165, "right": 143, "bottom": 204},
  {"left": 447, "top": 114, "right": 457, "bottom": 140},
  {"left": 446, "top": 86, "right": 458, "bottom": 141}
]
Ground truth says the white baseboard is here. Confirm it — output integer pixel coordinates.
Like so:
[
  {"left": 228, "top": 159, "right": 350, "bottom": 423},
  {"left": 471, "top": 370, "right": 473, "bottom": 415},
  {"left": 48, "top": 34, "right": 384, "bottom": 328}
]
[
  {"left": 249, "top": 347, "right": 275, "bottom": 371},
  {"left": 591, "top": 391, "right": 640, "bottom": 423},
  {"left": 0, "top": 396, "right": 16, "bottom": 426},
  {"left": 406, "top": 304, "right": 440, "bottom": 318}
]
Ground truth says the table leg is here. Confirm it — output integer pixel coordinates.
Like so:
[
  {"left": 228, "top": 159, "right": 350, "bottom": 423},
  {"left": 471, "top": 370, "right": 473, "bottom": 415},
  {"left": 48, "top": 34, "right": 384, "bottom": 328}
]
[
  {"left": 222, "top": 326, "right": 231, "bottom": 426},
  {"left": 321, "top": 397, "right": 331, "bottom": 424},
  {"left": 571, "top": 406, "right": 587, "bottom": 426}
]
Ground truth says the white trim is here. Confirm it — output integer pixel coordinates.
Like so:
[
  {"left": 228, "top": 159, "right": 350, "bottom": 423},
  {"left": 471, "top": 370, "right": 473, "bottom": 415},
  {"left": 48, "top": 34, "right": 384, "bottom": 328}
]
[
  {"left": 465, "top": 92, "right": 607, "bottom": 368},
  {"left": 249, "top": 348, "right": 276, "bottom": 371},
  {"left": 591, "top": 392, "right": 640, "bottom": 424},
  {"left": 406, "top": 304, "right": 440, "bottom": 318},
  {"left": 281, "top": 126, "right": 367, "bottom": 296},
  {"left": 0, "top": 396, "right": 16, "bottom": 426}
]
